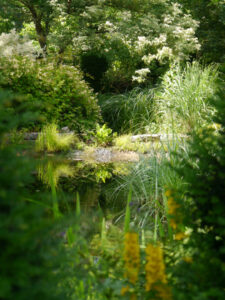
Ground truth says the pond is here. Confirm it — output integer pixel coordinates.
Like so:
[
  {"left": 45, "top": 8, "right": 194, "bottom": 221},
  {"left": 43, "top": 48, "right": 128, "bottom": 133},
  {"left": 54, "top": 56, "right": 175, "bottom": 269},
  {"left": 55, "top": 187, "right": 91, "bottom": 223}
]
[
  {"left": 31, "top": 153, "right": 137, "bottom": 228},
  {"left": 27, "top": 143, "right": 171, "bottom": 239}
]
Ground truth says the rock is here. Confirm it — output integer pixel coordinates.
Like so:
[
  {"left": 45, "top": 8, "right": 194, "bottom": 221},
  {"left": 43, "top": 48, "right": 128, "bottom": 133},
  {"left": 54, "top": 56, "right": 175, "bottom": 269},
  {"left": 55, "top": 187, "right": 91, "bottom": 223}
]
[
  {"left": 95, "top": 148, "right": 112, "bottom": 162},
  {"left": 131, "top": 134, "right": 160, "bottom": 142},
  {"left": 24, "top": 132, "right": 39, "bottom": 140},
  {"left": 69, "top": 148, "right": 140, "bottom": 163},
  {"left": 60, "top": 126, "right": 70, "bottom": 133}
]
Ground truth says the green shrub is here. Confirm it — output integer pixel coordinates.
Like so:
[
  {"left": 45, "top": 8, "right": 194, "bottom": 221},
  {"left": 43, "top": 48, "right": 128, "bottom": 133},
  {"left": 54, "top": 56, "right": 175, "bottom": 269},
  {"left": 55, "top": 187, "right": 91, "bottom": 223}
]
[
  {"left": 0, "top": 56, "right": 101, "bottom": 132},
  {"left": 0, "top": 90, "right": 74, "bottom": 300},
  {"left": 36, "top": 123, "right": 75, "bottom": 152},
  {"left": 171, "top": 88, "right": 225, "bottom": 299},
  {"left": 94, "top": 123, "right": 113, "bottom": 146}
]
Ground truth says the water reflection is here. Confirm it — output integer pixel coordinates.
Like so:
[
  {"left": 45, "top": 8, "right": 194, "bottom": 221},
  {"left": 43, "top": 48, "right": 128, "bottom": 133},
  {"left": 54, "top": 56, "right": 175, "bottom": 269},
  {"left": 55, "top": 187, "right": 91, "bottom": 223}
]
[{"left": 36, "top": 156, "right": 133, "bottom": 218}]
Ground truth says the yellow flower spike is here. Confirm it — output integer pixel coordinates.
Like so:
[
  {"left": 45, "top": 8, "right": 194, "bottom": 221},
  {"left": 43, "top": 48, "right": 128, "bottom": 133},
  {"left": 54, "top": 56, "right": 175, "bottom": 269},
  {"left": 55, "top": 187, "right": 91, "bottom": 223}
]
[
  {"left": 130, "top": 293, "right": 137, "bottom": 300},
  {"left": 166, "top": 195, "right": 182, "bottom": 233},
  {"left": 145, "top": 243, "right": 167, "bottom": 291},
  {"left": 123, "top": 232, "right": 140, "bottom": 284},
  {"left": 165, "top": 189, "right": 173, "bottom": 197},
  {"left": 121, "top": 286, "right": 129, "bottom": 296},
  {"left": 145, "top": 243, "right": 172, "bottom": 299}
]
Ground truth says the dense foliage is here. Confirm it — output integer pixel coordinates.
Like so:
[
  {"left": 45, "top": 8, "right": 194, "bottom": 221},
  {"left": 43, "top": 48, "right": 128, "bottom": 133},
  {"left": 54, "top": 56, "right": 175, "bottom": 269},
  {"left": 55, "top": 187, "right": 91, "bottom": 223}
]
[
  {"left": 0, "top": 90, "right": 73, "bottom": 300},
  {"left": 0, "top": 56, "right": 101, "bottom": 132},
  {"left": 171, "top": 89, "right": 225, "bottom": 299},
  {"left": 0, "top": 1, "right": 224, "bottom": 299}
]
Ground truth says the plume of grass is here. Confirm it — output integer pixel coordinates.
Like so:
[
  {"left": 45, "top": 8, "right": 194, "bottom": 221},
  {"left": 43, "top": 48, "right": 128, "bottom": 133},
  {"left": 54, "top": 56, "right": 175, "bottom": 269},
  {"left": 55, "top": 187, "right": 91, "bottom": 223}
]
[
  {"left": 157, "top": 62, "right": 218, "bottom": 133},
  {"left": 35, "top": 123, "right": 75, "bottom": 152}
]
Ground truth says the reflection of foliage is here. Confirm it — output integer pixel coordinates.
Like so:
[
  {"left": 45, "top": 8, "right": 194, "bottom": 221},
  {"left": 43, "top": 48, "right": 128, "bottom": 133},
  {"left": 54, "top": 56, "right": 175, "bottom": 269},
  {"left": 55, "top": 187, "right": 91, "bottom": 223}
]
[
  {"left": 112, "top": 163, "right": 131, "bottom": 177},
  {"left": 92, "top": 164, "right": 112, "bottom": 183},
  {"left": 95, "top": 168, "right": 112, "bottom": 183},
  {"left": 38, "top": 160, "right": 74, "bottom": 187}
]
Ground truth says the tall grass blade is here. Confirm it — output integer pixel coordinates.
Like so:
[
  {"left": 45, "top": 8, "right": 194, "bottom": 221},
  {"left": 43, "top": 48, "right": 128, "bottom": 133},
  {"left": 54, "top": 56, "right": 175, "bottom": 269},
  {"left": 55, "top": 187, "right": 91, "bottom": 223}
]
[
  {"left": 76, "top": 191, "right": 81, "bottom": 217},
  {"left": 101, "top": 217, "right": 106, "bottom": 246},
  {"left": 124, "top": 187, "right": 132, "bottom": 233}
]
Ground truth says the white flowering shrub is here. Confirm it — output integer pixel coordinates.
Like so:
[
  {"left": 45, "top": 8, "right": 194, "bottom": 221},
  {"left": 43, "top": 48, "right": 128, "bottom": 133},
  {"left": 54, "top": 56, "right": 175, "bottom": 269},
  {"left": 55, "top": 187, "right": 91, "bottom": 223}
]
[
  {"left": 68, "top": 1, "right": 200, "bottom": 91},
  {"left": 0, "top": 29, "right": 41, "bottom": 57}
]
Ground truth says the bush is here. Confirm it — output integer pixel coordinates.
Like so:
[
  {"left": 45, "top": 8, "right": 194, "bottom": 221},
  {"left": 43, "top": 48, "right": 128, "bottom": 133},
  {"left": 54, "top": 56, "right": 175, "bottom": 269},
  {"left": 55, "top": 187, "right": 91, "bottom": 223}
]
[
  {"left": 0, "top": 90, "right": 74, "bottom": 300},
  {"left": 0, "top": 56, "right": 101, "bottom": 132},
  {"left": 171, "top": 88, "right": 225, "bottom": 299}
]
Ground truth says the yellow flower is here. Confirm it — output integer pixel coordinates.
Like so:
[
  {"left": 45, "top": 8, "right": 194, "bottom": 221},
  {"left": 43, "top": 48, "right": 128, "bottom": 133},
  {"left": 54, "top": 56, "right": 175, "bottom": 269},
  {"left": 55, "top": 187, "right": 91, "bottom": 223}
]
[
  {"left": 165, "top": 189, "right": 173, "bottom": 197},
  {"left": 124, "top": 232, "right": 140, "bottom": 284},
  {"left": 182, "top": 256, "right": 193, "bottom": 264},
  {"left": 166, "top": 195, "right": 182, "bottom": 232},
  {"left": 145, "top": 243, "right": 172, "bottom": 299},
  {"left": 167, "top": 197, "right": 180, "bottom": 215},
  {"left": 121, "top": 286, "right": 129, "bottom": 296},
  {"left": 174, "top": 232, "right": 186, "bottom": 240},
  {"left": 145, "top": 243, "right": 167, "bottom": 291}
]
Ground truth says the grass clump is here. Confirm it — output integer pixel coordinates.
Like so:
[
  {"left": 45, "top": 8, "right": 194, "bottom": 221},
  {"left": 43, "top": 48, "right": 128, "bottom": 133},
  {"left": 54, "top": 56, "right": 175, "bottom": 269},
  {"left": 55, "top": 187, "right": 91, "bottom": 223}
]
[
  {"left": 99, "top": 88, "right": 156, "bottom": 134},
  {"left": 36, "top": 123, "right": 76, "bottom": 152},
  {"left": 113, "top": 135, "right": 152, "bottom": 153},
  {"left": 157, "top": 62, "right": 218, "bottom": 133}
]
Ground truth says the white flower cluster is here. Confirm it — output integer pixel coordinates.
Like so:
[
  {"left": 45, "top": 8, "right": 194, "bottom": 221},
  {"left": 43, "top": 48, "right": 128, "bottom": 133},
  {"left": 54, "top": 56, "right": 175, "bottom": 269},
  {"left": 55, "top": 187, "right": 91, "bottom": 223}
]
[
  {"left": 133, "top": 1, "right": 200, "bottom": 69},
  {"left": 0, "top": 30, "right": 40, "bottom": 58},
  {"left": 132, "top": 68, "right": 150, "bottom": 83}
]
